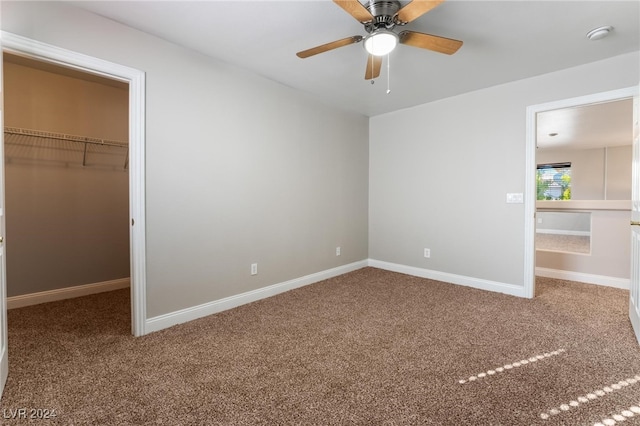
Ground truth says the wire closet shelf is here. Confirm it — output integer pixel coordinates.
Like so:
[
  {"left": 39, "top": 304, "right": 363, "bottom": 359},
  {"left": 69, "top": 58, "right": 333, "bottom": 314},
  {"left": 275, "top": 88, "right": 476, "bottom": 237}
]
[{"left": 4, "top": 127, "right": 129, "bottom": 169}]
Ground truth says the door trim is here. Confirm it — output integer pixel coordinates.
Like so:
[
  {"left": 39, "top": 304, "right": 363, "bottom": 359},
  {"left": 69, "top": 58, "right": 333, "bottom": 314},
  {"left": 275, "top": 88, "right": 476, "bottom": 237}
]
[
  {"left": 524, "top": 86, "right": 639, "bottom": 299},
  {"left": 2, "top": 31, "right": 147, "bottom": 336}
]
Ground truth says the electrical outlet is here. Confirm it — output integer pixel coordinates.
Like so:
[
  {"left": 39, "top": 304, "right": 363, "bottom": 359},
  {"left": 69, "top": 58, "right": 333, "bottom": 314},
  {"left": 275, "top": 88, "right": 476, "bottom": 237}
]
[
  {"left": 424, "top": 248, "right": 430, "bottom": 258},
  {"left": 336, "top": 246, "right": 341, "bottom": 256},
  {"left": 537, "top": 218, "right": 543, "bottom": 224},
  {"left": 251, "top": 263, "right": 258, "bottom": 276}
]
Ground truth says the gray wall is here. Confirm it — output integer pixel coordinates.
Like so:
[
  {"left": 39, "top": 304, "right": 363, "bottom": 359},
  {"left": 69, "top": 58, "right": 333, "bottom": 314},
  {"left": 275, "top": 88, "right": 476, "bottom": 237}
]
[
  {"left": 2, "top": 1, "right": 369, "bottom": 318},
  {"left": 4, "top": 59, "right": 130, "bottom": 297},
  {"left": 369, "top": 52, "right": 639, "bottom": 287},
  {"left": 536, "top": 145, "right": 632, "bottom": 200}
]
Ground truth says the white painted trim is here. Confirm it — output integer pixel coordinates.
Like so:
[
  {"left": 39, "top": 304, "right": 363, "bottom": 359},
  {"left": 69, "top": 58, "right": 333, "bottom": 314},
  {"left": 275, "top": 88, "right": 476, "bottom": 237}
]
[
  {"left": 0, "top": 28, "right": 8, "bottom": 400},
  {"left": 535, "top": 229, "right": 591, "bottom": 236},
  {"left": 368, "top": 259, "right": 527, "bottom": 297},
  {"left": 537, "top": 200, "right": 631, "bottom": 211},
  {"left": 0, "top": 346, "right": 6, "bottom": 397},
  {"left": 0, "top": 262, "right": 6, "bottom": 397},
  {"left": 127, "top": 62, "right": 147, "bottom": 337},
  {"left": 7, "top": 278, "right": 130, "bottom": 309},
  {"left": 524, "top": 101, "right": 537, "bottom": 299},
  {"left": 630, "top": 300, "right": 640, "bottom": 344},
  {"left": 146, "top": 261, "right": 369, "bottom": 334},
  {"left": 1, "top": 32, "right": 147, "bottom": 336},
  {"left": 525, "top": 86, "right": 639, "bottom": 299},
  {"left": 536, "top": 267, "right": 629, "bottom": 290}
]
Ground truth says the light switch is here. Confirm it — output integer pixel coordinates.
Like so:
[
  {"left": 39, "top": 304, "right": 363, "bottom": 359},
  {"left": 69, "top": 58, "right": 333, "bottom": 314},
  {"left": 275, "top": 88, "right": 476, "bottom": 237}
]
[{"left": 506, "top": 193, "right": 524, "bottom": 204}]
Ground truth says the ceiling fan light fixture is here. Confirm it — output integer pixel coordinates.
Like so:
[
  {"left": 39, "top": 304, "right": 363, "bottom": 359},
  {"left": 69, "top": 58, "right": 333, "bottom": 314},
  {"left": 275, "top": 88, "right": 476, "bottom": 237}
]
[{"left": 364, "top": 30, "right": 398, "bottom": 56}]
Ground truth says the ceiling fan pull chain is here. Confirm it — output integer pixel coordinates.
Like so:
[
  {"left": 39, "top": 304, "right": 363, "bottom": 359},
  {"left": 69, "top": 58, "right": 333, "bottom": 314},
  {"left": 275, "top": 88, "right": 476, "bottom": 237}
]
[
  {"left": 386, "top": 53, "right": 391, "bottom": 94},
  {"left": 371, "top": 52, "right": 375, "bottom": 84},
  {"left": 370, "top": 35, "right": 376, "bottom": 84}
]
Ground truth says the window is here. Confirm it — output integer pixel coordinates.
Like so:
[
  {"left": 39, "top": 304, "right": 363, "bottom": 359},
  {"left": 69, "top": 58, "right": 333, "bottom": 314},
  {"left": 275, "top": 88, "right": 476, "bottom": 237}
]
[{"left": 537, "top": 162, "right": 571, "bottom": 200}]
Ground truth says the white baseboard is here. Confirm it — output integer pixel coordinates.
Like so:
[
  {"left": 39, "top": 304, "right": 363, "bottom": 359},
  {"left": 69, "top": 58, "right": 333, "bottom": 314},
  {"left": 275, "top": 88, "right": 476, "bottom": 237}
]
[
  {"left": 145, "top": 260, "right": 369, "bottom": 334},
  {"left": 535, "top": 267, "right": 629, "bottom": 290},
  {"left": 536, "top": 229, "right": 590, "bottom": 236},
  {"left": 368, "top": 259, "right": 527, "bottom": 298},
  {"left": 7, "top": 278, "right": 131, "bottom": 309}
]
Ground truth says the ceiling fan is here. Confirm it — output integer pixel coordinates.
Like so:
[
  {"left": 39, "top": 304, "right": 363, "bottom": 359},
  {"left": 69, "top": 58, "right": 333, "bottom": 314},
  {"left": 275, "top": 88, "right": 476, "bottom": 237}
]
[{"left": 296, "top": 0, "right": 463, "bottom": 80}]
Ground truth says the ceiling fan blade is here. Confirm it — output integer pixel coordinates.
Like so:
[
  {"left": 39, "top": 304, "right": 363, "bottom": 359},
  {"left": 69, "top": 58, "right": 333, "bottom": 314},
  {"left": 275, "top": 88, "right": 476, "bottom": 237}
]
[
  {"left": 296, "top": 36, "right": 363, "bottom": 58},
  {"left": 333, "top": 0, "right": 374, "bottom": 23},
  {"left": 399, "top": 31, "right": 463, "bottom": 55},
  {"left": 396, "top": 0, "right": 445, "bottom": 24},
  {"left": 365, "top": 54, "right": 382, "bottom": 80}
]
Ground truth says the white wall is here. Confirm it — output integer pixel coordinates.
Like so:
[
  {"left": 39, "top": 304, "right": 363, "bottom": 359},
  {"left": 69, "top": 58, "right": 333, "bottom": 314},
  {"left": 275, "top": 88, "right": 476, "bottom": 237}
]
[
  {"left": 370, "top": 52, "right": 639, "bottom": 292},
  {"left": 2, "top": 2, "right": 369, "bottom": 318}
]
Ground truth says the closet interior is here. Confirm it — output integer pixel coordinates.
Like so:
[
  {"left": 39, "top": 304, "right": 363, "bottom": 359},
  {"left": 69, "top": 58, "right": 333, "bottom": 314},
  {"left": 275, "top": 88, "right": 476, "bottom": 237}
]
[{"left": 3, "top": 52, "right": 131, "bottom": 302}]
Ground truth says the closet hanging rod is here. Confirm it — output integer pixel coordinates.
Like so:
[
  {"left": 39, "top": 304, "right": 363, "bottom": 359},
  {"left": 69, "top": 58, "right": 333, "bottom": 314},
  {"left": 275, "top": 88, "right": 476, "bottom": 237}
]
[{"left": 4, "top": 127, "right": 128, "bottom": 148}]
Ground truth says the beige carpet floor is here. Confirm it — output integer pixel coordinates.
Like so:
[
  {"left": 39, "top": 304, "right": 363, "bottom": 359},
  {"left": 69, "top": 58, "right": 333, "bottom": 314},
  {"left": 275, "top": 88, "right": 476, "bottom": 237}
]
[{"left": 2, "top": 267, "right": 640, "bottom": 425}]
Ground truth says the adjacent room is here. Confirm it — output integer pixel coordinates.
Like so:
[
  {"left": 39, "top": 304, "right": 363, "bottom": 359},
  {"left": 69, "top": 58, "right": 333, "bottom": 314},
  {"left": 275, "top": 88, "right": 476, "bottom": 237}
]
[
  {"left": 535, "top": 99, "right": 633, "bottom": 287},
  {"left": 0, "top": 1, "right": 638, "bottom": 424}
]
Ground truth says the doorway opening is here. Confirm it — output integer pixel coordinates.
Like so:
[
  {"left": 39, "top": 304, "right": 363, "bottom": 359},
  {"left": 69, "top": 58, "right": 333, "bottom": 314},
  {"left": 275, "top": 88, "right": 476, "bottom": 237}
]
[
  {"left": 525, "top": 87, "right": 638, "bottom": 298},
  {"left": 2, "top": 32, "right": 147, "bottom": 336},
  {"left": 4, "top": 52, "right": 131, "bottom": 323}
]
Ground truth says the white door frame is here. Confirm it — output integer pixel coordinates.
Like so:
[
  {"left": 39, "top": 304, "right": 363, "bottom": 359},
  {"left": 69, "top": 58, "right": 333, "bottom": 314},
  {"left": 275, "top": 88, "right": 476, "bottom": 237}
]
[
  {"left": 629, "top": 89, "right": 640, "bottom": 344},
  {"left": 524, "top": 86, "right": 639, "bottom": 298},
  {"left": 1, "top": 32, "right": 147, "bottom": 336},
  {"left": 0, "top": 27, "right": 8, "bottom": 398}
]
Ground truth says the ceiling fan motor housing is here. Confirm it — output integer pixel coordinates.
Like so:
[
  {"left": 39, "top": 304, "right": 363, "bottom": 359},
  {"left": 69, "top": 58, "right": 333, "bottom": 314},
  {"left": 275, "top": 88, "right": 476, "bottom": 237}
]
[{"left": 365, "top": 0, "right": 402, "bottom": 31}]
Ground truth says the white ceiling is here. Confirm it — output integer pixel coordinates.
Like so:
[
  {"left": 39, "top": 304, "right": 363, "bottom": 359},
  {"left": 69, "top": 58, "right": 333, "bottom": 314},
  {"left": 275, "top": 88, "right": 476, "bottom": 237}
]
[
  {"left": 66, "top": 0, "right": 640, "bottom": 117},
  {"left": 537, "top": 98, "right": 634, "bottom": 151}
]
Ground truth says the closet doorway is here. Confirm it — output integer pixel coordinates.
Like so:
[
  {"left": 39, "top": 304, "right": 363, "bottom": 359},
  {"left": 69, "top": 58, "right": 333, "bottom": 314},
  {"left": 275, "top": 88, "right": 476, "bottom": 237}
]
[
  {"left": 1, "top": 33, "right": 146, "bottom": 336},
  {"left": 3, "top": 52, "right": 131, "bottom": 321}
]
